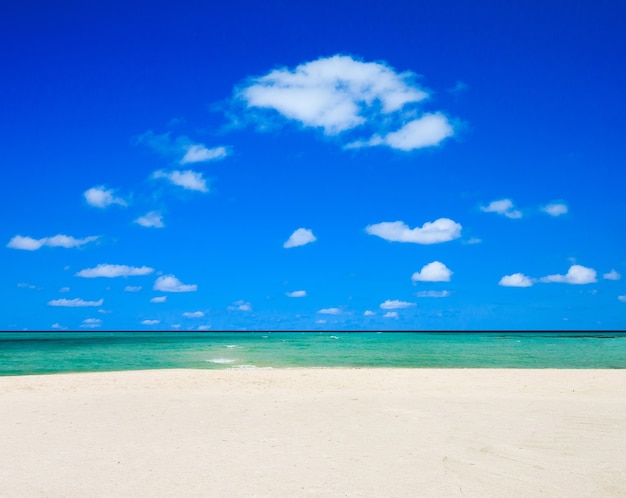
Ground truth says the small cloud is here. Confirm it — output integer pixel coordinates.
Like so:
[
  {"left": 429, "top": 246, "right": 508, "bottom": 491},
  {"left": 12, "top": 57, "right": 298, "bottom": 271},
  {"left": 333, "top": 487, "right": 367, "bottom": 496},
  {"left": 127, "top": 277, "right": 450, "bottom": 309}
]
[
  {"left": 153, "top": 275, "right": 197, "bottom": 292},
  {"left": 150, "top": 296, "right": 167, "bottom": 303},
  {"left": 383, "top": 311, "right": 399, "bottom": 319},
  {"left": 499, "top": 273, "right": 533, "bottom": 287},
  {"left": 84, "top": 186, "right": 127, "bottom": 208},
  {"left": 286, "top": 290, "right": 307, "bottom": 298},
  {"left": 541, "top": 202, "right": 568, "bottom": 217},
  {"left": 412, "top": 261, "right": 452, "bottom": 282},
  {"left": 77, "top": 264, "right": 154, "bottom": 278},
  {"left": 363, "top": 310, "right": 376, "bottom": 316},
  {"left": 228, "top": 300, "right": 252, "bottom": 311},
  {"left": 134, "top": 211, "right": 165, "bottom": 228},
  {"left": 7, "top": 234, "right": 98, "bottom": 250},
  {"left": 618, "top": 295, "right": 626, "bottom": 302},
  {"left": 141, "top": 319, "right": 160, "bottom": 325},
  {"left": 366, "top": 218, "right": 461, "bottom": 244},
  {"left": 197, "top": 325, "right": 212, "bottom": 331},
  {"left": 283, "top": 228, "right": 317, "bottom": 248},
  {"left": 124, "top": 286, "right": 142, "bottom": 292},
  {"left": 540, "top": 265, "right": 597, "bottom": 285},
  {"left": 59, "top": 287, "right": 70, "bottom": 293},
  {"left": 480, "top": 199, "right": 522, "bottom": 219},
  {"left": 603, "top": 269, "right": 621, "bottom": 281},
  {"left": 380, "top": 299, "right": 415, "bottom": 310},
  {"left": 318, "top": 307, "right": 341, "bottom": 315},
  {"left": 465, "top": 237, "right": 482, "bottom": 245},
  {"left": 81, "top": 318, "right": 102, "bottom": 328},
  {"left": 183, "top": 311, "right": 205, "bottom": 318},
  {"left": 48, "top": 298, "right": 104, "bottom": 307},
  {"left": 153, "top": 169, "right": 209, "bottom": 192},
  {"left": 315, "top": 319, "right": 327, "bottom": 324},
  {"left": 51, "top": 323, "right": 67, "bottom": 330},
  {"left": 180, "top": 145, "right": 228, "bottom": 164},
  {"left": 17, "top": 282, "right": 37, "bottom": 289},
  {"left": 416, "top": 290, "right": 451, "bottom": 298}
]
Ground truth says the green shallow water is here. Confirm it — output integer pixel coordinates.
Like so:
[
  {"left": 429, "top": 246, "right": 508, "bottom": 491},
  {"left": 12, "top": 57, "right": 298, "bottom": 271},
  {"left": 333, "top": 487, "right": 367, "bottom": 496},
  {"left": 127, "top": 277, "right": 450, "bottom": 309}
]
[{"left": 1, "top": 332, "right": 626, "bottom": 375}]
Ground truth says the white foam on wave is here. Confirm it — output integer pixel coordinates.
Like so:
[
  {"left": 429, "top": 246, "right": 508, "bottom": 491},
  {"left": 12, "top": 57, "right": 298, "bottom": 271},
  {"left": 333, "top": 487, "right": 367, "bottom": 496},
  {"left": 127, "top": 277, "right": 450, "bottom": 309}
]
[
  {"left": 226, "top": 344, "right": 241, "bottom": 348},
  {"left": 206, "top": 358, "right": 236, "bottom": 364}
]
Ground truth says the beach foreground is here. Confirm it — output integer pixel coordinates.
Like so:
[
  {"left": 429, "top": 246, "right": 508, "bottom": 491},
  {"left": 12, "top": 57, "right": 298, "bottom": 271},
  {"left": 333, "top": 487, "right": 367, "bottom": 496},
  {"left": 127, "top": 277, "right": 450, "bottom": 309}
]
[{"left": 1, "top": 369, "right": 625, "bottom": 497}]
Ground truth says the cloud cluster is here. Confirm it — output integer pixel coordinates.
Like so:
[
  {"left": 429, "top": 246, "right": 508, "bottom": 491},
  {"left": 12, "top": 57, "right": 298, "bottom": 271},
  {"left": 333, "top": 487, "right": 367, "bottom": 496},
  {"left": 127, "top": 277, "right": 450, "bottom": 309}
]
[
  {"left": 76, "top": 264, "right": 154, "bottom": 278},
  {"left": 380, "top": 299, "right": 415, "bottom": 310},
  {"left": 84, "top": 186, "right": 127, "bottom": 208},
  {"left": 228, "top": 300, "right": 252, "bottom": 311},
  {"left": 237, "top": 55, "right": 454, "bottom": 151},
  {"left": 480, "top": 199, "right": 522, "bottom": 219},
  {"left": 499, "top": 265, "right": 598, "bottom": 287},
  {"left": 284, "top": 228, "right": 317, "bottom": 248},
  {"left": 153, "top": 275, "right": 197, "bottom": 292},
  {"left": 412, "top": 261, "right": 452, "bottom": 282},
  {"left": 366, "top": 218, "right": 461, "bottom": 244},
  {"left": 48, "top": 298, "right": 104, "bottom": 307},
  {"left": 81, "top": 318, "right": 103, "bottom": 328},
  {"left": 7, "top": 234, "right": 98, "bottom": 251}
]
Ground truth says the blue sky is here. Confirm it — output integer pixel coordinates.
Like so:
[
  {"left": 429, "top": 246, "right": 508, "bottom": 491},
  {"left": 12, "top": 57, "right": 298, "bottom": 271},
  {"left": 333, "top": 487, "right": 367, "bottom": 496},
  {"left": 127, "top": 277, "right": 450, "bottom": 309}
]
[{"left": 2, "top": 0, "right": 625, "bottom": 330}]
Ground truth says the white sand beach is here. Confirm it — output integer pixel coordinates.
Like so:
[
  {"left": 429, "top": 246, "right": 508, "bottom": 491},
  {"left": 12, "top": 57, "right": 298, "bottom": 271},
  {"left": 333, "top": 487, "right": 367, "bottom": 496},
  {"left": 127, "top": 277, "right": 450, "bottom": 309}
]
[{"left": 1, "top": 368, "right": 625, "bottom": 497}]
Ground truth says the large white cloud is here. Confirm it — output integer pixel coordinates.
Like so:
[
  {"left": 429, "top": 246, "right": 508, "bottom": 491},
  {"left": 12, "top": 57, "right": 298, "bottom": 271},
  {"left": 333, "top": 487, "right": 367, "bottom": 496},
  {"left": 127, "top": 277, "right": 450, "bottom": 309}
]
[
  {"left": 153, "top": 275, "right": 198, "bottom": 292},
  {"left": 84, "top": 186, "right": 127, "bottom": 208},
  {"left": 153, "top": 170, "right": 208, "bottom": 192},
  {"left": 366, "top": 218, "right": 461, "bottom": 244},
  {"left": 237, "top": 55, "right": 454, "bottom": 150},
  {"left": 540, "top": 265, "right": 597, "bottom": 285},
  {"left": 7, "top": 234, "right": 98, "bottom": 250},
  {"left": 283, "top": 228, "right": 317, "bottom": 248},
  {"left": 135, "top": 211, "right": 164, "bottom": 228},
  {"left": 499, "top": 273, "right": 533, "bottom": 287},
  {"left": 380, "top": 299, "right": 415, "bottom": 310},
  {"left": 480, "top": 199, "right": 522, "bottom": 219},
  {"left": 412, "top": 261, "right": 453, "bottom": 282},
  {"left": 541, "top": 202, "right": 568, "bottom": 217},
  {"left": 76, "top": 264, "right": 154, "bottom": 278},
  {"left": 48, "top": 298, "right": 104, "bottom": 307}
]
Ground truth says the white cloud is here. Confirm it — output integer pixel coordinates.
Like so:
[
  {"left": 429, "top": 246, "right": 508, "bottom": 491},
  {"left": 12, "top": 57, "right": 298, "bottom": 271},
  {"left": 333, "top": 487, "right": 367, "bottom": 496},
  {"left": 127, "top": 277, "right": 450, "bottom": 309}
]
[
  {"left": 76, "top": 264, "right": 154, "bottom": 278},
  {"left": 228, "top": 300, "right": 252, "bottom": 311},
  {"left": 618, "top": 295, "right": 626, "bottom": 302},
  {"left": 363, "top": 310, "right": 376, "bottom": 316},
  {"left": 81, "top": 318, "right": 102, "bottom": 328},
  {"left": 124, "top": 286, "right": 142, "bottom": 292},
  {"left": 541, "top": 202, "right": 568, "bottom": 217},
  {"left": 283, "top": 228, "right": 317, "bottom": 248},
  {"left": 51, "top": 323, "right": 67, "bottom": 330},
  {"left": 286, "top": 290, "right": 307, "bottom": 298},
  {"left": 183, "top": 311, "right": 205, "bottom": 318},
  {"left": 540, "top": 265, "right": 597, "bottom": 285},
  {"left": 59, "top": 287, "right": 70, "bottom": 293},
  {"left": 318, "top": 307, "right": 341, "bottom": 315},
  {"left": 465, "top": 237, "right": 482, "bottom": 245},
  {"left": 153, "top": 275, "right": 197, "bottom": 292},
  {"left": 84, "top": 186, "right": 126, "bottom": 208},
  {"left": 17, "top": 283, "right": 36, "bottom": 289},
  {"left": 366, "top": 218, "right": 461, "bottom": 244},
  {"left": 197, "top": 325, "right": 212, "bottom": 331},
  {"left": 603, "top": 269, "right": 621, "bottom": 281},
  {"left": 135, "top": 211, "right": 165, "bottom": 228},
  {"left": 180, "top": 145, "right": 228, "bottom": 164},
  {"left": 383, "top": 311, "right": 399, "bottom": 319},
  {"left": 499, "top": 273, "right": 533, "bottom": 287},
  {"left": 416, "top": 290, "right": 451, "bottom": 298},
  {"left": 153, "top": 169, "right": 209, "bottom": 192},
  {"left": 7, "top": 234, "right": 98, "bottom": 250},
  {"left": 150, "top": 296, "right": 167, "bottom": 303},
  {"left": 480, "top": 199, "right": 522, "bottom": 219},
  {"left": 380, "top": 299, "right": 415, "bottom": 310},
  {"left": 412, "top": 261, "right": 452, "bottom": 282},
  {"left": 141, "top": 319, "right": 160, "bottom": 325},
  {"left": 48, "top": 298, "right": 104, "bottom": 307}
]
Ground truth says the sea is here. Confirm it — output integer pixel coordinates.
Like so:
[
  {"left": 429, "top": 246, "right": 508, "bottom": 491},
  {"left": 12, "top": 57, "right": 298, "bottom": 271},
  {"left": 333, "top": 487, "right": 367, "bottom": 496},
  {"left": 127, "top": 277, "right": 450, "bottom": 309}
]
[{"left": 2, "top": 331, "right": 626, "bottom": 376}]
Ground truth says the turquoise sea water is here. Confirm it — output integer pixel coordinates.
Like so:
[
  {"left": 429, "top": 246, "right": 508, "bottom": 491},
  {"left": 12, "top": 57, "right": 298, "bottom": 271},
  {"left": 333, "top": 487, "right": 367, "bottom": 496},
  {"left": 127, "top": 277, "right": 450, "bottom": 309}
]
[{"left": 2, "top": 332, "right": 626, "bottom": 375}]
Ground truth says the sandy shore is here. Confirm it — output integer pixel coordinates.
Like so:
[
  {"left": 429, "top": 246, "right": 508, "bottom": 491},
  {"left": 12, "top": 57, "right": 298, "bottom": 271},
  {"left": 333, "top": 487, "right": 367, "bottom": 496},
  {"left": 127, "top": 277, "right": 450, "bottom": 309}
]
[{"left": 1, "top": 368, "right": 625, "bottom": 497}]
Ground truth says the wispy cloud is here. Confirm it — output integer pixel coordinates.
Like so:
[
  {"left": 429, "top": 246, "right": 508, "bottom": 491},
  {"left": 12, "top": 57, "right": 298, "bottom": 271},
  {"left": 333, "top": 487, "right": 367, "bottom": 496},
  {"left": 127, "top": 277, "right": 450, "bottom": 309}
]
[
  {"left": 183, "top": 311, "right": 205, "bottom": 318},
  {"left": 51, "top": 323, "right": 67, "bottom": 330},
  {"left": 141, "top": 319, "right": 160, "bottom": 325},
  {"left": 480, "top": 199, "right": 522, "bottom": 219},
  {"left": 81, "top": 318, "right": 102, "bottom": 328},
  {"left": 124, "top": 286, "right": 142, "bottom": 292},
  {"left": 540, "top": 265, "right": 597, "bottom": 285},
  {"left": 150, "top": 296, "right": 167, "bottom": 303},
  {"left": 318, "top": 307, "right": 341, "bottom": 315},
  {"left": 541, "top": 202, "right": 568, "bottom": 217},
  {"left": 380, "top": 299, "right": 415, "bottom": 310},
  {"left": 603, "top": 269, "right": 621, "bottom": 280},
  {"left": 236, "top": 54, "right": 454, "bottom": 150},
  {"left": 412, "top": 261, "right": 452, "bottom": 282},
  {"left": 366, "top": 218, "right": 461, "bottom": 244},
  {"left": 7, "top": 234, "right": 98, "bottom": 251},
  {"left": 283, "top": 228, "right": 317, "bottom": 248},
  {"left": 416, "top": 290, "right": 451, "bottom": 298},
  {"left": 618, "top": 295, "right": 626, "bottom": 302},
  {"left": 153, "top": 275, "right": 197, "bottom": 292},
  {"left": 499, "top": 273, "right": 533, "bottom": 287},
  {"left": 136, "top": 131, "right": 229, "bottom": 164},
  {"left": 153, "top": 170, "right": 209, "bottom": 192},
  {"left": 286, "top": 290, "right": 307, "bottom": 297},
  {"left": 48, "top": 298, "right": 104, "bottom": 307},
  {"left": 363, "top": 310, "right": 376, "bottom": 316},
  {"left": 228, "top": 300, "right": 252, "bottom": 311},
  {"left": 84, "top": 186, "right": 127, "bottom": 208},
  {"left": 134, "top": 211, "right": 165, "bottom": 228},
  {"left": 383, "top": 311, "right": 399, "bottom": 319},
  {"left": 180, "top": 145, "right": 228, "bottom": 164},
  {"left": 76, "top": 264, "right": 154, "bottom": 278}
]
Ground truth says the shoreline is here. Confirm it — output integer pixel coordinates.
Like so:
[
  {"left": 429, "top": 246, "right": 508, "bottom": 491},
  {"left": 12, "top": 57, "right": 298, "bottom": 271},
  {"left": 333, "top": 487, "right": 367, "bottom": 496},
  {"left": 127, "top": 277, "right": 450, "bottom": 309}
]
[{"left": 2, "top": 368, "right": 625, "bottom": 497}]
